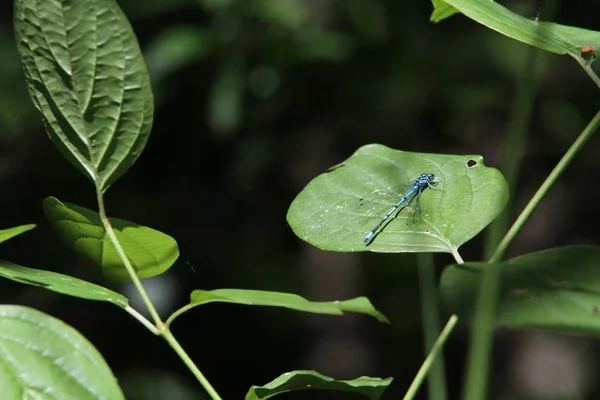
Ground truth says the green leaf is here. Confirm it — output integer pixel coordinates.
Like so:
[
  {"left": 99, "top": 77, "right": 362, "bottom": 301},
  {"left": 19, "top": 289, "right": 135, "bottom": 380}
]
[
  {"left": 14, "top": 0, "right": 154, "bottom": 192},
  {"left": 440, "top": 246, "right": 600, "bottom": 334},
  {"left": 430, "top": 0, "right": 459, "bottom": 23},
  {"left": 0, "top": 259, "right": 128, "bottom": 307},
  {"left": 43, "top": 197, "right": 178, "bottom": 283},
  {"left": 287, "top": 144, "right": 508, "bottom": 254},
  {"left": 0, "top": 224, "right": 35, "bottom": 244},
  {"left": 246, "top": 370, "right": 392, "bottom": 400},
  {"left": 0, "top": 305, "right": 125, "bottom": 400},
  {"left": 168, "top": 289, "right": 389, "bottom": 325},
  {"left": 443, "top": 0, "right": 600, "bottom": 58}
]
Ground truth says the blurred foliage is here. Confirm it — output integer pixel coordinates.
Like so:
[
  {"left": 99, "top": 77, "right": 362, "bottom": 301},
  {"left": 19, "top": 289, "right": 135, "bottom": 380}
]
[{"left": 3, "top": 0, "right": 600, "bottom": 399}]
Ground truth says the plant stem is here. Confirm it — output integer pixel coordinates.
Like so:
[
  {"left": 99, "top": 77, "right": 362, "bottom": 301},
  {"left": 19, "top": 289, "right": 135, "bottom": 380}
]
[
  {"left": 96, "top": 189, "right": 163, "bottom": 326},
  {"left": 125, "top": 306, "right": 160, "bottom": 335},
  {"left": 96, "top": 189, "right": 223, "bottom": 400},
  {"left": 403, "top": 315, "right": 458, "bottom": 400},
  {"left": 489, "top": 108, "right": 600, "bottom": 262},
  {"left": 460, "top": 263, "right": 501, "bottom": 400},
  {"left": 575, "top": 55, "right": 600, "bottom": 91},
  {"left": 163, "top": 328, "right": 223, "bottom": 400},
  {"left": 451, "top": 248, "right": 464, "bottom": 264},
  {"left": 165, "top": 303, "right": 195, "bottom": 327},
  {"left": 417, "top": 254, "right": 448, "bottom": 400}
]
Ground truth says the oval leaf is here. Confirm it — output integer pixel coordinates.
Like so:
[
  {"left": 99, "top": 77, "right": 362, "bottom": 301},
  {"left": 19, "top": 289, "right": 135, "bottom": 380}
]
[
  {"left": 0, "top": 305, "right": 124, "bottom": 400},
  {"left": 444, "top": 0, "right": 600, "bottom": 59},
  {"left": 440, "top": 246, "right": 600, "bottom": 334},
  {"left": 0, "top": 224, "right": 36, "bottom": 244},
  {"left": 43, "top": 197, "right": 178, "bottom": 282},
  {"left": 0, "top": 259, "right": 128, "bottom": 307},
  {"left": 287, "top": 144, "right": 508, "bottom": 254},
  {"left": 14, "top": 0, "right": 153, "bottom": 192},
  {"left": 168, "top": 289, "right": 388, "bottom": 325},
  {"left": 246, "top": 370, "right": 392, "bottom": 400}
]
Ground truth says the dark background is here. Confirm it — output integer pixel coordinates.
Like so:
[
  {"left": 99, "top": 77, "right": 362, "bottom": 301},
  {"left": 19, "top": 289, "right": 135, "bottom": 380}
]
[{"left": 1, "top": 0, "right": 600, "bottom": 399}]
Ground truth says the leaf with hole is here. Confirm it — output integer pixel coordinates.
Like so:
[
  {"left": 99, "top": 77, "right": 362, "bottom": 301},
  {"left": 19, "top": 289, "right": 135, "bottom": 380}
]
[
  {"left": 14, "top": 0, "right": 153, "bottom": 192},
  {"left": 43, "top": 197, "right": 178, "bottom": 283},
  {"left": 440, "top": 246, "right": 600, "bottom": 335},
  {"left": 246, "top": 370, "right": 392, "bottom": 400},
  {"left": 168, "top": 289, "right": 388, "bottom": 326},
  {"left": 287, "top": 144, "right": 508, "bottom": 254},
  {"left": 0, "top": 305, "right": 124, "bottom": 400}
]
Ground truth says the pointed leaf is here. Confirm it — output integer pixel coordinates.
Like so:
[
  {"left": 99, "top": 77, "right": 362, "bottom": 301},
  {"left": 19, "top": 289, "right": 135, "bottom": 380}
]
[
  {"left": 43, "top": 197, "right": 178, "bottom": 282},
  {"left": 287, "top": 144, "right": 508, "bottom": 254},
  {"left": 168, "top": 289, "right": 388, "bottom": 325},
  {"left": 440, "top": 246, "right": 600, "bottom": 334},
  {"left": 443, "top": 0, "right": 600, "bottom": 60},
  {"left": 430, "top": 0, "right": 459, "bottom": 23},
  {"left": 0, "top": 305, "right": 124, "bottom": 400},
  {"left": 246, "top": 370, "right": 392, "bottom": 400},
  {"left": 0, "top": 224, "right": 36, "bottom": 244},
  {"left": 14, "top": 0, "right": 154, "bottom": 192},
  {"left": 0, "top": 259, "right": 128, "bottom": 307}
]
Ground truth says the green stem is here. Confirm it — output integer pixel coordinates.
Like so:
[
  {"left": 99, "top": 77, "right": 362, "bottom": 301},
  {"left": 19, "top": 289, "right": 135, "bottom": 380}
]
[
  {"left": 460, "top": 263, "right": 501, "bottom": 400},
  {"left": 124, "top": 306, "right": 160, "bottom": 335},
  {"left": 574, "top": 55, "right": 600, "bottom": 91},
  {"left": 451, "top": 248, "right": 464, "bottom": 264},
  {"left": 165, "top": 303, "right": 195, "bottom": 327},
  {"left": 96, "top": 189, "right": 223, "bottom": 400},
  {"left": 163, "top": 329, "right": 223, "bottom": 400},
  {"left": 96, "top": 189, "right": 163, "bottom": 326},
  {"left": 417, "top": 254, "right": 448, "bottom": 400},
  {"left": 403, "top": 315, "right": 458, "bottom": 400},
  {"left": 489, "top": 108, "right": 600, "bottom": 262}
]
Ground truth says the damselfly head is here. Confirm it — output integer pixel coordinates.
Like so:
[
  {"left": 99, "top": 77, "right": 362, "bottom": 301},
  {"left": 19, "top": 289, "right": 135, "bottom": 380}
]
[{"left": 420, "top": 173, "right": 437, "bottom": 183}]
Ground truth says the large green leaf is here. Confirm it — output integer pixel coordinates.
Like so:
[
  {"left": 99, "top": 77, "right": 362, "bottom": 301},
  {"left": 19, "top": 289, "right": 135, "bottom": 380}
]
[
  {"left": 440, "top": 246, "right": 600, "bottom": 334},
  {"left": 443, "top": 0, "right": 600, "bottom": 59},
  {"left": 14, "top": 0, "right": 153, "bottom": 192},
  {"left": 0, "top": 259, "right": 128, "bottom": 307},
  {"left": 167, "top": 289, "right": 388, "bottom": 325},
  {"left": 246, "top": 370, "right": 392, "bottom": 400},
  {"left": 43, "top": 197, "right": 178, "bottom": 282},
  {"left": 0, "top": 305, "right": 124, "bottom": 400},
  {"left": 0, "top": 224, "right": 35, "bottom": 244},
  {"left": 287, "top": 144, "right": 508, "bottom": 254}
]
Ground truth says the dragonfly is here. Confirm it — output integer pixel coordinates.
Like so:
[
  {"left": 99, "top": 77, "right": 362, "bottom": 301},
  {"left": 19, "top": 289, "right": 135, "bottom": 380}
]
[{"left": 363, "top": 173, "right": 440, "bottom": 244}]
